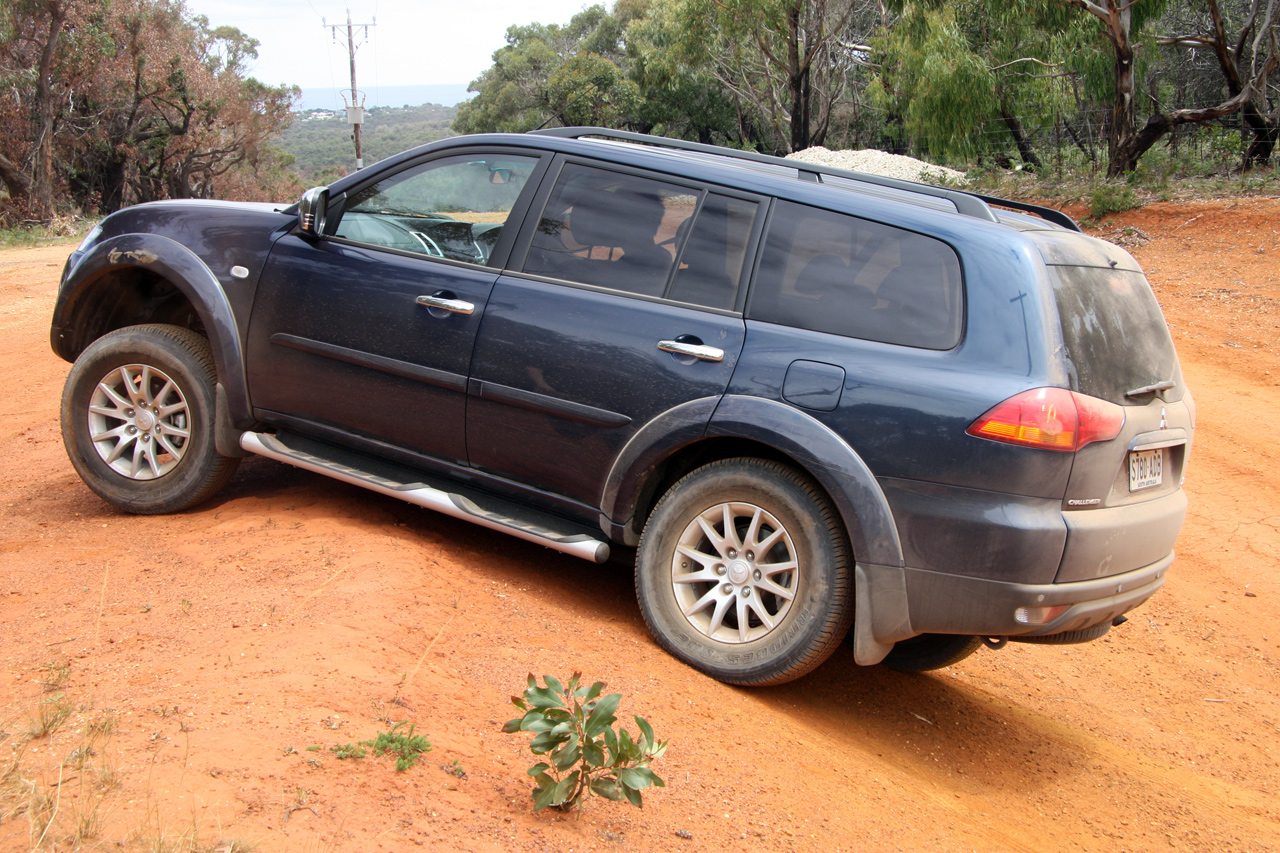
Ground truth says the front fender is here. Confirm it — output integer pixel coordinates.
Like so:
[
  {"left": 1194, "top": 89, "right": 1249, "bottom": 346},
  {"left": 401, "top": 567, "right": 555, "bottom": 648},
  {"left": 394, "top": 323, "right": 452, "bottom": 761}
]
[{"left": 51, "top": 233, "right": 251, "bottom": 426}]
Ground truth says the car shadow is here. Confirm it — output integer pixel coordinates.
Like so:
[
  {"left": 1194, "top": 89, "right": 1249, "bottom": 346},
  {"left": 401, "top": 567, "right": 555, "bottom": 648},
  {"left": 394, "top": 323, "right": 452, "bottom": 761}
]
[{"left": 196, "top": 459, "right": 1092, "bottom": 797}]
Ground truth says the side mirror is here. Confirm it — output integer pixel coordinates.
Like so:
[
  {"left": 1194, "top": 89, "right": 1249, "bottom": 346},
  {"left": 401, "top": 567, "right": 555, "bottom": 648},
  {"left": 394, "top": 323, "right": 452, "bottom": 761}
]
[
  {"left": 298, "top": 186, "right": 329, "bottom": 237},
  {"left": 489, "top": 168, "right": 512, "bottom": 185}
]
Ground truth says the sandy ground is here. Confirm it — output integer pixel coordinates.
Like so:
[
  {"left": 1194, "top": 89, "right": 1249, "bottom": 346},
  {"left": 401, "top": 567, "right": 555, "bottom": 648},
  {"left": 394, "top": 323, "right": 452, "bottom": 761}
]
[{"left": 1, "top": 198, "right": 1279, "bottom": 852}]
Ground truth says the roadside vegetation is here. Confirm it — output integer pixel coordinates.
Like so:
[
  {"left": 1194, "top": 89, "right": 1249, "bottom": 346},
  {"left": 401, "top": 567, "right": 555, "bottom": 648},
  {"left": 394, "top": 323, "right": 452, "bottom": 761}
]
[{"left": 2, "top": 1, "right": 1276, "bottom": 232}]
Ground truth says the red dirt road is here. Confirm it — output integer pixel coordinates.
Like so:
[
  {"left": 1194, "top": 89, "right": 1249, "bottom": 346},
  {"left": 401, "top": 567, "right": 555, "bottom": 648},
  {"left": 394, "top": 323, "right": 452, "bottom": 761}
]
[{"left": 2, "top": 199, "right": 1279, "bottom": 852}]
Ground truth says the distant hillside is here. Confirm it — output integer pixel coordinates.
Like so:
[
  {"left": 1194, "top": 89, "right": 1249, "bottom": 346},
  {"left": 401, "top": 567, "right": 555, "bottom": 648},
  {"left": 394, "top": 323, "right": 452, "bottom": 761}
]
[
  {"left": 277, "top": 103, "right": 458, "bottom": 180},
  {"left": 297, "top": 85, "right": 471, "bottom": 111}
]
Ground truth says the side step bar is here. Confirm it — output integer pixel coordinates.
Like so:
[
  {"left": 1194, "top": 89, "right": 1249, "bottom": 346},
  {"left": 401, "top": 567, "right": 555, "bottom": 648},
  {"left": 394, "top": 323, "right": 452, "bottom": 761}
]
[{"left": 239, "top": 431, "right": 610, "bottom": 564}]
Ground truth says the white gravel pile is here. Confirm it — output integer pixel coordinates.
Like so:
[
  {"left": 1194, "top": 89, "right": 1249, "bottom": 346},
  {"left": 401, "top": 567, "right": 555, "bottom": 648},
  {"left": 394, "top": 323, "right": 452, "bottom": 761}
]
[{"left": 787, "top": 146, "right": 967, "bottom": 185}]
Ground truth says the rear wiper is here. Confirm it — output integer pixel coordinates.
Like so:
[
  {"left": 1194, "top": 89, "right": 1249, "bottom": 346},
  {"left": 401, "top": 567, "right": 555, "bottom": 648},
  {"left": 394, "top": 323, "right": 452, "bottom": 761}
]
[{"left": 1125, "top": 379, "right": 1176, "bottom": 398}]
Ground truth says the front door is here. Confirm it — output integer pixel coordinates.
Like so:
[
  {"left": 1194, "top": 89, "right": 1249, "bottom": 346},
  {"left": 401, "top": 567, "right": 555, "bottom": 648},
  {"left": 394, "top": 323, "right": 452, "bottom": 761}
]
[{"left": 246, "top": 151, "right": 544, "bottom": 466}]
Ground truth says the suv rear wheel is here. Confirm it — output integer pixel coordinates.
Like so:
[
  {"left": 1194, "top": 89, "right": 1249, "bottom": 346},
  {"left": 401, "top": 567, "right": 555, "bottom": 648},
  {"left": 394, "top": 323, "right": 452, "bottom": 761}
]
[
  {"left": 881, "top": 634, "right": 983, "bottom": 672},
  {"left": 635, "top": 458, "right": 853, "bottom": 686},
  {"left": 61, "top": 324, "right": 238, "bottom": 514}
]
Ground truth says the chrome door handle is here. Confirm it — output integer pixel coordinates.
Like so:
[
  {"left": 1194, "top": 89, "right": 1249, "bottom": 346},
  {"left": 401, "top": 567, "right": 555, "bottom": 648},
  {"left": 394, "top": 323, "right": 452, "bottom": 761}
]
[
  {"left": 658, "top": 340, "right": 724, "bottom": 362},
  {"left": 416, "top": 294, "right": 474, "bottom": 315}
]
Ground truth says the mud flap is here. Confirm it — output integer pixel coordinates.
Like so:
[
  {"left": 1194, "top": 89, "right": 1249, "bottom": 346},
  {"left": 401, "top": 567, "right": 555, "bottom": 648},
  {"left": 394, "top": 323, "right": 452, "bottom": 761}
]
[
  {"left": 853, "top": 562, "right": 915, "bottom": 666},
  {"left": 215, "top": 383, "right": 251, "bottom": 458}
]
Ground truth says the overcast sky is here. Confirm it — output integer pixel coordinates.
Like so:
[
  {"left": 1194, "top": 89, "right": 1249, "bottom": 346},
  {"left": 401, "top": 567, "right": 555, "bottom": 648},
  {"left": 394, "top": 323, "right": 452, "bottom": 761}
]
[{"left": 182, "top": 0, "right": 593, "bottom": 90}]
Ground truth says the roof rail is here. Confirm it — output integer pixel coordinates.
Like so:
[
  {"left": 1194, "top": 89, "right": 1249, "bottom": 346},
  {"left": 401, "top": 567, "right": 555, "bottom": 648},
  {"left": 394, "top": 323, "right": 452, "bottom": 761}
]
[{"left": 529, "top": 126, "right": 1080, "bottom": 232}]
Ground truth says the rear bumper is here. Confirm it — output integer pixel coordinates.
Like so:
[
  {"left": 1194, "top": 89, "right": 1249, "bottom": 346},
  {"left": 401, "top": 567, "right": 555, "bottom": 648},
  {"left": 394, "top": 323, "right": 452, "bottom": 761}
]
[
  {"left": 1056, "top": 490, "right": 1187, "bottom": 582},
  {"left": 899, "top": 551, "right": 1172, "bottom": 637}
]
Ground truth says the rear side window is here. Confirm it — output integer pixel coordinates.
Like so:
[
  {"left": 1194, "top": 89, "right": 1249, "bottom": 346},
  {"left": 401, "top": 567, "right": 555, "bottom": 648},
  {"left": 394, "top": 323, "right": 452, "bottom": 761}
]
[
  {"left": 524, "top": 164, "right": 697, "bottom": 298},
  {"left": 1049, "top": 266, "right": 1180, "bottom": 403},
  {"left": 749, "top": 201, "right": 963, "bottom": 349}
]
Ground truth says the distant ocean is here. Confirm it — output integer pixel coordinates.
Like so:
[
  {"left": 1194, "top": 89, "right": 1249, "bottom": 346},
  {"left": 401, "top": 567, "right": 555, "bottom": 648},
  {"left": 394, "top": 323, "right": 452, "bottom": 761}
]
[{"left": 296, "top": 84, "right": 471, "bottom": 111}]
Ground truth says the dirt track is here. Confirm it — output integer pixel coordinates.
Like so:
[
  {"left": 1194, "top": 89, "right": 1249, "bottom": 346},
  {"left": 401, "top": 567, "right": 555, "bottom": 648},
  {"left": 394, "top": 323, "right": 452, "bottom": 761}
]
[{"left": 2, "top": 199, "right": 1279, "bottom": 852}]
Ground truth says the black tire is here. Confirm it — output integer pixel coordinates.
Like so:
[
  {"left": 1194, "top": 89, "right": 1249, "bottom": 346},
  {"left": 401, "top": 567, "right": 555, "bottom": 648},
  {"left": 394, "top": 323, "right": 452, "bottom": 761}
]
[
  {"left": 60, "top": 324, "right": 238, "bottom": 514},
  {"left": 881, "top": 634, "right": 983, "bottom": 672},
  {"left": 1009, "top": 622, "right": 1111, "bottom": 645},
  {"left": 635, "top": 458, "right": 853, "bottom": 686}
]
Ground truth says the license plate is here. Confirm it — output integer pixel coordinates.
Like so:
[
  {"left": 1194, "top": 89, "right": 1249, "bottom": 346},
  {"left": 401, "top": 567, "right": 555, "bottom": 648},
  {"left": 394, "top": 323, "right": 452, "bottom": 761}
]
[{"left": 1129, "top": 449, "right": 1163, "bottom": 491}]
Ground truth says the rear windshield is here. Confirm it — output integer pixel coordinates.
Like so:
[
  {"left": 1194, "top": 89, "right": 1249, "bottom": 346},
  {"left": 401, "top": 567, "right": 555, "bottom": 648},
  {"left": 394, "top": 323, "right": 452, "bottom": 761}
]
[{"left": 1049, "top": 266, "right": 1180, "bottom": 403}]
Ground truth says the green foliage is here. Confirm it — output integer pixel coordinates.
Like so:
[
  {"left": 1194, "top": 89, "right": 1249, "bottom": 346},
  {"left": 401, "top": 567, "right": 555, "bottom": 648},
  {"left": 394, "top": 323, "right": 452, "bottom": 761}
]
[
  {"left": 1087, "top": 183, "right": 1143, "bottom": 218},
  {"left": 454, "top": 0, "right": 745, "bottom": 145},
  {"left": 504, "top": 673, "right": 666, "bottom": 811},
  {"left": 329, "top": 743, "right": 367, "bottom": 760},
  {"left": 455, "top": 5, "right": 632, "bottom": 134},
  {"left": 276, "top": 104, "right": 457, "bottom": 179},
  {"left": 361, "top": 722, "right": 431, "bottom": 772}
]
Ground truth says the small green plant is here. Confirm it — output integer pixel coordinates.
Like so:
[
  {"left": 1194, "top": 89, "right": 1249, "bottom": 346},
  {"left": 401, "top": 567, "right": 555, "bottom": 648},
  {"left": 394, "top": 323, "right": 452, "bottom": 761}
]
[
  {"left": 329, "top": 743, "right": 367, "bottom": 760},
  {"left": 504, "top": 673, "right": 666, "bottom": 811},
  {"left": 361, "top": 722, "right": 431, "bottom": 771}
]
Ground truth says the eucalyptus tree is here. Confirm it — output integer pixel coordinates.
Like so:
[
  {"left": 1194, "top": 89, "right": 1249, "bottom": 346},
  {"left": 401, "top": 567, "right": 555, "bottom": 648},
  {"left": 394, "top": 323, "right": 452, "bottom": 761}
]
[
  {"left": 870, "top": 1, "right": 1084, "bottom": 166},
  {"left": 0, "top": 0, "right": 296, "bottom": 220},
  {"left": 454, "top": 5, "right": 643, "bottom": 133},
  {"left": 673, "top": 0, "right": 883, "bottom": 154},
  {"left": 1057, "top": 0, "right": 1277, "bottom": 174},
  {"left": 0, "top": 0, "right": 100, "bottom": 218},
  {"left": 1159, "top": 0, "right": 1280, "bottom": 166}
]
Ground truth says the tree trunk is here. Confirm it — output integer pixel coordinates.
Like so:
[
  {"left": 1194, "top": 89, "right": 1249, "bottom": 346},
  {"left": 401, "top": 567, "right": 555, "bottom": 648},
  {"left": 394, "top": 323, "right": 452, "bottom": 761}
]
[
  {"left": 1002, "top": 111, "right": 1042, "bottom": 169},
  {"left": 1105, "top": 20, "right": 1138, "bottom": 178},
  {"left": 786, "top": 3, "right": 810, "bottom": 152},
  {"left": 1061, "top": 121, "right": 1096, "bottom": 162},
  {"left": 31, "top": 1, "right": 68, "bottom": 220},
  {"left": 1243, "top": 106, "right": 1278, "bottom": 166},
  {"left": 0, "top": 153, "right": 32, "bottom": 203}
]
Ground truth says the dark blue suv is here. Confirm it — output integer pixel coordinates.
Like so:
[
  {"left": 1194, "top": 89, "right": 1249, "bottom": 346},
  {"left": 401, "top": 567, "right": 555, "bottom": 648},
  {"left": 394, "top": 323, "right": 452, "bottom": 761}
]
[{"left": 51, "top": 128, "right": 1193, "bottom": 685}]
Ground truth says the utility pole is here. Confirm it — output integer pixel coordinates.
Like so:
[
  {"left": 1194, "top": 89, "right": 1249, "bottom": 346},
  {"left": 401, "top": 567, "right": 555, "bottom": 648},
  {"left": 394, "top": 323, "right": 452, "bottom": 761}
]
[{"left": 324, "top": 9, "right": 375, "bottom": 169}]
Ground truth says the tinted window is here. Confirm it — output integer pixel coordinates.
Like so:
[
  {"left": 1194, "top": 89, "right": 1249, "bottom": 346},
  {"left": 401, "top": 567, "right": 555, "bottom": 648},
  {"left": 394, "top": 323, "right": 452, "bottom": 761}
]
[
  {"left": 668, "top": 194, "right": 758, "bottom": 310},
  {"left": 524, "top": 164, "right": 697, "bottom": 297},
  {"left": 749, "top": 201, "right": 963, "bottom": 349},
  {"left": 1049, "top": 266, "right": 1180, "bottom": 403},
  {"left": 336, "top": 154, "right": 538, "bottom": 265}
]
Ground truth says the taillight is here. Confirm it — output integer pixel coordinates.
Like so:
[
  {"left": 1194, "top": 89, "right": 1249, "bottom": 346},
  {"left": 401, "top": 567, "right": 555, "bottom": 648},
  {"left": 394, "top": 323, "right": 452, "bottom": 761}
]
[{"left": 967, "top": 387, "right": 1124, "bottom": 452}]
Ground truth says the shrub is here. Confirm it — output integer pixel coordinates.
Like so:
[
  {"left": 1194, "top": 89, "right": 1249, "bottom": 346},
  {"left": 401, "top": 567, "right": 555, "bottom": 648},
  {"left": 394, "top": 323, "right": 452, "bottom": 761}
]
[
  {"left": 504, "top": 673, "right": 666, "bottom": 811},
  {"left": 1087, "top": 184, "right": 1143, "bottom": 218}
]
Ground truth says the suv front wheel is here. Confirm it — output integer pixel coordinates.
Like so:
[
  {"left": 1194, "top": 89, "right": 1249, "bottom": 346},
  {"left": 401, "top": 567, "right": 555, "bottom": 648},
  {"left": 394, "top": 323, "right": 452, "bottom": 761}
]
[
  {"left": 635, "top": 458, "right": 854, "bottom": 686},
  {"left": 60, "top": 324, "right": 239, "bottom": 514}
]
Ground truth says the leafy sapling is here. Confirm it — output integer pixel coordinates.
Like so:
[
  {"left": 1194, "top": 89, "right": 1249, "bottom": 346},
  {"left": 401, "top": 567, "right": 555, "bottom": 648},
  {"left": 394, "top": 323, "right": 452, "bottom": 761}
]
[
  {"left": 504, "top": 673, "right": 667, "bottom": 811},
  {"left": 361, "top": 722, "right": 431, "bottom": 771}
]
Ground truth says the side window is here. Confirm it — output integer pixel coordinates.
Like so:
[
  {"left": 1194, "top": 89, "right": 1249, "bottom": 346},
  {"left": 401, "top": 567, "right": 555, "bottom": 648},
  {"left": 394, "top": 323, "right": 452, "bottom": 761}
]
[
  {"left": 749, "top": 201, "right": 963, "bottom": 349},
  {"left": 334, "top": 154, "right": 539, "bottom": 265},
  {"left": 524, "top": 164, "right": 697, "bottom": 298},
  {"left": 668, "top": 194, "right": 759, "bottom": 310}
]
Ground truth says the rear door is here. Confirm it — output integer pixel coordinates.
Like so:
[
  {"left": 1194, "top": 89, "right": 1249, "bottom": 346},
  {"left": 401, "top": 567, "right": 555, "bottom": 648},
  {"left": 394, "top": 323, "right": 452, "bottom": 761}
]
[
  {"left": 1044, "top": 259, "right": 1193, "bottom": 581},
  {"left": 246, "top": 149, "right": 546, "bottom": 466},
  {"left": 465, "top": 159, "right": 762, "bottom": 507}
]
